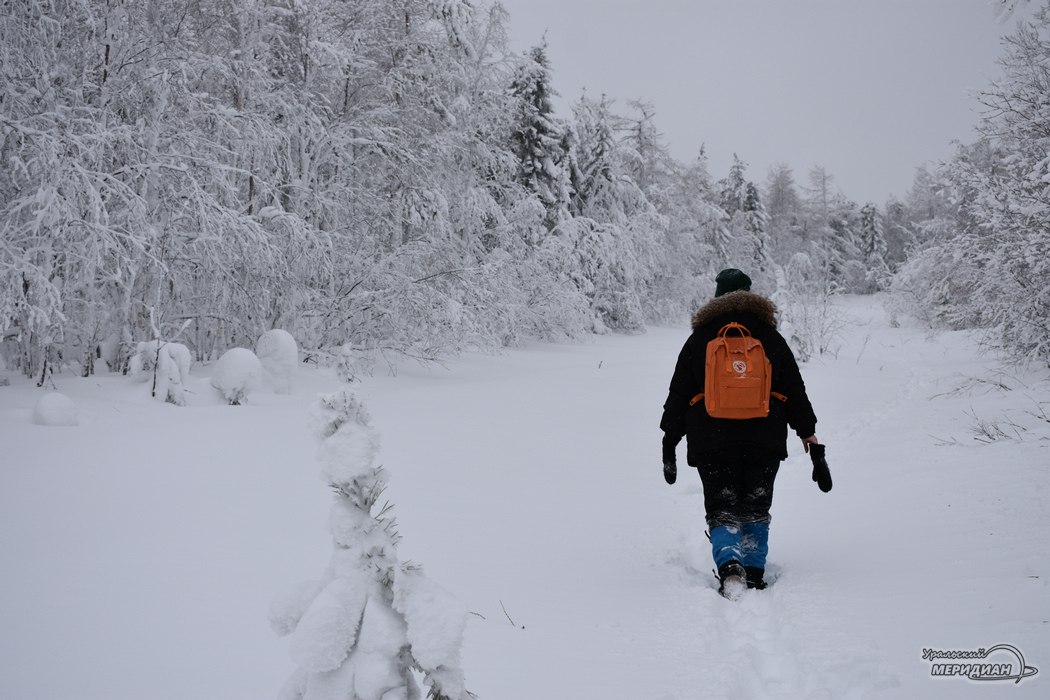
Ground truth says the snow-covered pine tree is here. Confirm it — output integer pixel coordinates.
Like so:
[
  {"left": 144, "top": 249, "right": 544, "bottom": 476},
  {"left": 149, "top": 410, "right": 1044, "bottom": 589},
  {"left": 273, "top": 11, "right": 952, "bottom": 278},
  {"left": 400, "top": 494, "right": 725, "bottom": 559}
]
[
  {"left": 508, "top": 41, "right": 571, "bottom": 232},
  {"left": 903, "top": 165, "right": 948, "bottom": 240},
  {"left": 879, "top": 196, "right": 915, "bottom": 272},
  {"left": 764, "top": 163, "right": 803, "bottom": 226},
  {"left": 764, "top": 163, "right": 806, "bottom": 260},
  {"left": 857, "top": 202, "right": 889, "bottom": 292},
  {"left": 717, "top": 155, "right": 772, "bottom": 283},
  {"left": 619, "top": 99, "right": 667, "bottom": 198},
  {"left": 571, "top": 93, "right": 625, "bottom": 220},
  {"left": 825, "top": 200, "right": 866, "bottom": 292},
  {"left": 557, "top": 93, "right": 659, "bottom": 331},
  {"left": 676, "top": 148, "right": 727, "bottom": 255},
  {"left": 802, "top": 164, "right": 837, "bottom": 253},
  {"left": 604, "top": 99, "right": 683, "bottom": 322},
  {"left": 656, "top": 147, "right": 725, "bottom": 312},
  {"left": 272, "top": 390, "right": 468, "bottom": 700}
]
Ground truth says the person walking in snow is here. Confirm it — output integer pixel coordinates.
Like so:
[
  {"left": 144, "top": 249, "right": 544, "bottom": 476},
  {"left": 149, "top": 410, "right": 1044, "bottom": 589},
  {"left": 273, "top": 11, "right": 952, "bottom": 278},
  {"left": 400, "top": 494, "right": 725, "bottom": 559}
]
[{"left": 660, "top": 268, "right": 819, "bottom": 599}]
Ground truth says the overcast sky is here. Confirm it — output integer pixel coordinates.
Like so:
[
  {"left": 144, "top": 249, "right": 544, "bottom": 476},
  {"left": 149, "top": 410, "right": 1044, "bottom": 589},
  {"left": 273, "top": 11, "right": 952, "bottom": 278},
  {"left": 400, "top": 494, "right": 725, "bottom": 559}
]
[{"left": 495, "top": 0, "right": 1029, "bottom": 205}]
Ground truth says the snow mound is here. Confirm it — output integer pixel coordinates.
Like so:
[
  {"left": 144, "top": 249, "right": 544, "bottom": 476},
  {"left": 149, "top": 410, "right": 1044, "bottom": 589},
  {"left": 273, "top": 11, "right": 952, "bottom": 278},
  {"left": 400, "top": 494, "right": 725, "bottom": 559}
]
[
  {"left": 256, "top": 329, "right": 298, "bottom": 394},
  {"left": 32, "top": 392, "right": 79, "bottom": 427},
  {"left": 211, "top": 348, "right": 263, "bottom": 405}
]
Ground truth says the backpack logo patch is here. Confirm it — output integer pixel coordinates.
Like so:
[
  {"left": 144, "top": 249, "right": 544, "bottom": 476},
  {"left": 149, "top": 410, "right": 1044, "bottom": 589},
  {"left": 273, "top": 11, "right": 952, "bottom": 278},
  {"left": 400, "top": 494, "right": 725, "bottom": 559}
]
[{"left": 732, "top": 360, "right": 748, "bottom": 374}]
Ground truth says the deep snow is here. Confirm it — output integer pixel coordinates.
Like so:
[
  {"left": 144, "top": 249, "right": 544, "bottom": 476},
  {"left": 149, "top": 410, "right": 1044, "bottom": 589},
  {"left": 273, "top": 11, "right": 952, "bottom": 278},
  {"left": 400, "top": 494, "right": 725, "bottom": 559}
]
[{"left": 1, "top": 296, "right": 1047, "bottom": 699}]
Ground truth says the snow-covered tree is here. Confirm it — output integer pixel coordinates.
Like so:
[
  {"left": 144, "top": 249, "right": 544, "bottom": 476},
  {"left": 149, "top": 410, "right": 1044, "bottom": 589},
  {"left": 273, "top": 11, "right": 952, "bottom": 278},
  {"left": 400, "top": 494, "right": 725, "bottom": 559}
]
[
  {"left": 570, "top": 93, "right": 643, "bottom": 221},
  {"left": 805, "top": 166, "right": 835, "bottom": 228},
  {"left": 764, "top": 163, "right": 806, "bottom": 260},
  {"left": 826, "top": 200, "right": 867, "bottom": 292},
  {"left": 508, "top": 41, "right": 571, "bottom": 231},
  {"left": 657, "top": 148, "right": 725, "bottom": 312},
  {"left": 271, "top": 390, "right": 468, "bottom": 700},
  {"left": 764, "top": 163, "right": 803, "bottom": 225},
  {"left": 880, "top": 196, "right": 914, "bottom": 271},
  {"left": 717, "top": 155, "right": 772, "bottom": 283},
  {"left": 619, "top": 100, "right": 668, "bottom": 198},
  {"left": 557, "top": 93, "right": 666, "bottom": 331},
  {"left": 893, "top": 6, "right": 1050, "bottom": 364},
  {"left": 857, "top": 202, "right": 889, "bottom": 292},
  {"left": 772, "top": 253, "right": 845, "bottom": 361}
]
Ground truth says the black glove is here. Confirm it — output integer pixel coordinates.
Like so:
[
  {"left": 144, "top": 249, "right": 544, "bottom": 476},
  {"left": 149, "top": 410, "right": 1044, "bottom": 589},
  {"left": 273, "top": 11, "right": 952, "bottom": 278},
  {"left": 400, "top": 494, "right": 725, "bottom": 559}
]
[
  {"left": 809, "top": 443, "right": 832, "bottom": 493},
  {"left": 662, "top": 434, "right": 679, "bottom": 485}
]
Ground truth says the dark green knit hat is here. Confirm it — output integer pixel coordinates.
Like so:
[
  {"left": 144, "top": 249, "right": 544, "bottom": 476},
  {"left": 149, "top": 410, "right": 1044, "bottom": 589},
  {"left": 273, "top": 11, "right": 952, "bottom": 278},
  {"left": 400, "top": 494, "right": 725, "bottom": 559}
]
[{"left": 714, "top": 268, "right": 752, "bottom": 297}]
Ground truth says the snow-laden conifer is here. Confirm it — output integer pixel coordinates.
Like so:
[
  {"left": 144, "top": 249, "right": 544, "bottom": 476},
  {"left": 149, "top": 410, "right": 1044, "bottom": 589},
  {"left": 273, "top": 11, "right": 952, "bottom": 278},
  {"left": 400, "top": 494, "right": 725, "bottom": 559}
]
[
  {"left": 509, "top": 41, "right": 572, "bottom": 231},
  {"left": 857, "top": 202, "right": 890, "bottom": 292},
  {"left": 272, "top": 390, "right": 468, "bottom": 700},
  {"left": 715, "top": 155, "right": 773, "bottom": 290}
]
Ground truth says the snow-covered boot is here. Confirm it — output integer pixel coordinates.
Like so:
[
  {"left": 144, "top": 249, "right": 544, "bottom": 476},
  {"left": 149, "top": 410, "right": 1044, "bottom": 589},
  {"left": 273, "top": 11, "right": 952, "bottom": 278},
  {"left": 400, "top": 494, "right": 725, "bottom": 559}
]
[
  {"left": 717, "top": 561, "right": 747, "bottom": 600},
  {"left": 745, "top": 566, "right": 767, "bottom": 590}
]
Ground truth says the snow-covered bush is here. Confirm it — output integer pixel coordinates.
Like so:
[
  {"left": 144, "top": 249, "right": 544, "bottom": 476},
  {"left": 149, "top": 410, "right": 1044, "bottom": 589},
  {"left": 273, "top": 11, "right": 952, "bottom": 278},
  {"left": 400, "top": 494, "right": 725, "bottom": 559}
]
[
  {"left": 773, "top": 254, "right": 845, "bottom": 361},
  {"left": 128, "top": 341, "right": 190, "bottom": 382},
  {"left": 210, "top": 348, "right": 263, "bottom": 406},
  {"left": 32, "top": 392, "right": 78, "bottom": 426},
  {"left": 271, "top": 390, "right": 468, "bottom": 700},
  {"left": 257, "top": 329, "right": 298, "bottom": 394},
  {"left": 127, "top": 341, "right": 191, "bottom": 406}
]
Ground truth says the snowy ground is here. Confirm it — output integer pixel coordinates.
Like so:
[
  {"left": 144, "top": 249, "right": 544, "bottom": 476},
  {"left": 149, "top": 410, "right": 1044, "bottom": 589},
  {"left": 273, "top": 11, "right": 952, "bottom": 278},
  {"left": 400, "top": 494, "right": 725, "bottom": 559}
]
[{"left": 1, "top": 296, "right": 1047, "bottom": 699}]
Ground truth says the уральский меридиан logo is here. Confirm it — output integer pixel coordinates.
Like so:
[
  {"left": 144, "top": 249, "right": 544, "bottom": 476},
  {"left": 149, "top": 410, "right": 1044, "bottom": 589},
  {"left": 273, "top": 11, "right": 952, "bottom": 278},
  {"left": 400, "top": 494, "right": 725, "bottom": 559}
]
[{"left": 922, "top": 644, "right": 1038, "bottom": 684}]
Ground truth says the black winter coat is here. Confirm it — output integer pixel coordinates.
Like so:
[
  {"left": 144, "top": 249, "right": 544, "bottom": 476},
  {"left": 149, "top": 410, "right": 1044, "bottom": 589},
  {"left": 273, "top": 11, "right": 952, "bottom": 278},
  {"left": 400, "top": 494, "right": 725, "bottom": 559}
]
[{"left": 660, "top": 291, "right": 817, "bottom": 463}]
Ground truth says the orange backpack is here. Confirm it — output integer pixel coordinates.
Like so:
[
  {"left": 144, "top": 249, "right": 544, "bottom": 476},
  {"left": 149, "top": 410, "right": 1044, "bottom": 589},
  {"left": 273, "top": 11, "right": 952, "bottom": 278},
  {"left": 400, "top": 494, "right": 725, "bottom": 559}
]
[{"left": 690, "top": 322, "right": 786, "bottom": 419}]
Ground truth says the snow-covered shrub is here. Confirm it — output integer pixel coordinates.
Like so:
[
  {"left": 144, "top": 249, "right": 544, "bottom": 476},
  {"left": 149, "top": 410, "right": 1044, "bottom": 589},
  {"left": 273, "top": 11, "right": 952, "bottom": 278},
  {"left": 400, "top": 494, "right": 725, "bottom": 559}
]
[
  {"left": 773, "top": 254, "right": 845, "bottom": 361},
  {"left": 335, "top": 344, "right": 367, "bottom": 383},
  {"left": 210, "top": 348, "right": 263, "bottom": 405},
  {"left": 0, "top": 353, "right": 9, "bottom": 386},
  {"left": 128, "top": 341, "right": 191, "bottom": 382},
  {"left": 257, "top": 329, "right": 298, "bottom": 394},
  {"left": 127, "top": 341, "right": 191, "bottom": 405},
  {"left": 271, "top": 390, "right": 468, "bottom": 700},
  {"left": 33, "top": 392, "right": 78, "bottom": 426}
]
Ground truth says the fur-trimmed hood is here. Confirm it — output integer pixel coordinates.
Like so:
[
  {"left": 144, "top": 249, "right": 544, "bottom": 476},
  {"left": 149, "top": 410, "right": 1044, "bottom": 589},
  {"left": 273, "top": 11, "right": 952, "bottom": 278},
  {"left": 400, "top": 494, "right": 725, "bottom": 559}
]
[{"left": 691, "top": 290, "right": 777, "bottom": 331}]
